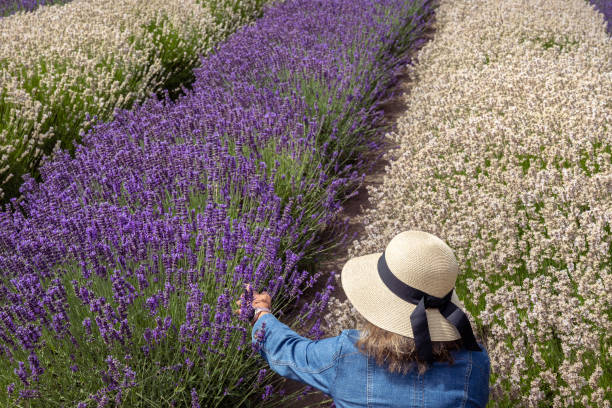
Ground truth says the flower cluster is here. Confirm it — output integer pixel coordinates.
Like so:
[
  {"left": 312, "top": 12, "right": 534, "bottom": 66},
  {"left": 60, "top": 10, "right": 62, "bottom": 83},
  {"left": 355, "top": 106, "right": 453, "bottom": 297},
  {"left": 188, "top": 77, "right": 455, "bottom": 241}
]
[
  {"left": 324, "top": 0, "right": 611, "bottom": 406},
  {"left": 0, "top": 0, "right": 266, "bottom": 202},
  {"left": 0, "top": 0, "right": 432, "bottom": 405}
]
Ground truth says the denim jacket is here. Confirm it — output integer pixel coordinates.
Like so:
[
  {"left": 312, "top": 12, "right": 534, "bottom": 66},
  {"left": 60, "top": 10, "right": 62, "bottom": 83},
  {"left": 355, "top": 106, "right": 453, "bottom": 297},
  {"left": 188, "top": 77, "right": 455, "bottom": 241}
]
[{"left": 252, "top": 313, "right": 490, "bottom": 408}]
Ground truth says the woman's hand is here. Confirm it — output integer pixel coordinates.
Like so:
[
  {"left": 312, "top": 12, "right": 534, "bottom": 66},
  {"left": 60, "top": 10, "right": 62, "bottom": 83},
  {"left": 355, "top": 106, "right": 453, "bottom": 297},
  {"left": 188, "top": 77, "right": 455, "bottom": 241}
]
[{"left": 235, "top": 283, "right": 272, "bottom": 323}]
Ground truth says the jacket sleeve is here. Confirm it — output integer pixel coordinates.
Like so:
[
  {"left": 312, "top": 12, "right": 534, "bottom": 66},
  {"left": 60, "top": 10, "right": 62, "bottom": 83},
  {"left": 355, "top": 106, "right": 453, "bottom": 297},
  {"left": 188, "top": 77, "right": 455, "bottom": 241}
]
[{"left": 251, "top": 313, "right": 341, "bottom": 395}]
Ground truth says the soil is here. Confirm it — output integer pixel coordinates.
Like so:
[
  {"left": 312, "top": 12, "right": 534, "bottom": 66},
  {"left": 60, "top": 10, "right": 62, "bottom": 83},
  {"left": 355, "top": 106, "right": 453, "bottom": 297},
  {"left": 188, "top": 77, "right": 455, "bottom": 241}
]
[{"left": 258, "top": 13, "right": 439, "bottom": 408}]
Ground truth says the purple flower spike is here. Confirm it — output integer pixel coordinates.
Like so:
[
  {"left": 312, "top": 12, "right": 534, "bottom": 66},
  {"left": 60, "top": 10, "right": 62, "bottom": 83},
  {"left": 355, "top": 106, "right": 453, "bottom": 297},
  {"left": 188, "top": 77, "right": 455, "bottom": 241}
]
[{"left": 191, "top": 388, "right": 200, "bottom": 408}]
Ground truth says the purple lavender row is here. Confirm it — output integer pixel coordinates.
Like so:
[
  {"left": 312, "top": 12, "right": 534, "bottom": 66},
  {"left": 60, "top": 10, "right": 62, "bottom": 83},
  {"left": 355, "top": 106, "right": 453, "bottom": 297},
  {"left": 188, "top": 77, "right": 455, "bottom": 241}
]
[
  {"left": 0, "top": 0, "right": 432, "bottom": 406},
  {"left": 0, "top": 0, "right": 66, "bottom": 17},
  {"left": 590, "top": 0, "right": 612, "bottom": 34}
]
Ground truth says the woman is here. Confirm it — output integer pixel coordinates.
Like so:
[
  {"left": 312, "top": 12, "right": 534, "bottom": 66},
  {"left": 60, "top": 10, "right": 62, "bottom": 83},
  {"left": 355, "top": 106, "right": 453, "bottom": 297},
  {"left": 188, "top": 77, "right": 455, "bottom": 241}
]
[{"left": 239, "top": 230, "right": 490, "bottom": 407}]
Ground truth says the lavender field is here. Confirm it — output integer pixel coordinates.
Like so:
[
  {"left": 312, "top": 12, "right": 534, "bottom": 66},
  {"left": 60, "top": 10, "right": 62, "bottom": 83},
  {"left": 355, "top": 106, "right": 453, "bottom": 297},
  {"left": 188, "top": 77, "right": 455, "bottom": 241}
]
[
  {"left": 0, "top": 0, "right": 610, "bottom": 406},
  {"left": 0, "top": 0, "right": 433, "bottom": 406}
]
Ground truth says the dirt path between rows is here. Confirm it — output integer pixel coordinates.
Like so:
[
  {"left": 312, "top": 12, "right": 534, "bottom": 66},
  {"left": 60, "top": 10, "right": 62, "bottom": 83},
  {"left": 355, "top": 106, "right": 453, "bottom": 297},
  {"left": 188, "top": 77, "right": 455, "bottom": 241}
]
[{"left": 261, "top": 12, "right": 440, "bottom": 408}]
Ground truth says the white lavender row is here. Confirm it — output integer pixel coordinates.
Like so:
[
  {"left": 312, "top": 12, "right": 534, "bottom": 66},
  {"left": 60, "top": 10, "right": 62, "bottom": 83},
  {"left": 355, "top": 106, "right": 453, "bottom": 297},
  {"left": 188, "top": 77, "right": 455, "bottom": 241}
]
[{"left": 327, "top": 0, "right": 611, "bottom": 406}]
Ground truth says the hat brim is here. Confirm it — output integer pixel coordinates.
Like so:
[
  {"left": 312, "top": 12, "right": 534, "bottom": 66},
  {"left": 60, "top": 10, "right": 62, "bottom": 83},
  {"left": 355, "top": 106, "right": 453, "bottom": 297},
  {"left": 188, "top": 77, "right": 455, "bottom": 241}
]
[{"left": 341, "top": 252, "right": 464, "bottom": 341}]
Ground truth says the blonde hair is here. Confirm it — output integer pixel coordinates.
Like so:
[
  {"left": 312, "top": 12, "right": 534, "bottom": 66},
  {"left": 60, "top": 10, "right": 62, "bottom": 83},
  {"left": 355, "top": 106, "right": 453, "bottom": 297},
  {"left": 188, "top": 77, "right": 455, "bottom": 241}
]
[{"left": 354, "top": 316, "right": 463, "bottom": 375}]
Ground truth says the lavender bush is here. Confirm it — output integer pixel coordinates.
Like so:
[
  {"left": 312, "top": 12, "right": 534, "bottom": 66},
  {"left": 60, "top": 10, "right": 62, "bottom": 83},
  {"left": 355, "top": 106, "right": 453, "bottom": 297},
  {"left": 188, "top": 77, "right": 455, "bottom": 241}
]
[{"left": 0, "top": 0, "right": 433, "bottom": 406}]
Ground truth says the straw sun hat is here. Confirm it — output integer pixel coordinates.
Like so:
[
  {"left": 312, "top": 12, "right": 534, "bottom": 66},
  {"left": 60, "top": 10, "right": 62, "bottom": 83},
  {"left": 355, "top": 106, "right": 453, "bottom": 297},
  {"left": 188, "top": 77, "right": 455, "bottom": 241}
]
[{"left": 341, "top": 230, "right": 481, "bottom": 362}]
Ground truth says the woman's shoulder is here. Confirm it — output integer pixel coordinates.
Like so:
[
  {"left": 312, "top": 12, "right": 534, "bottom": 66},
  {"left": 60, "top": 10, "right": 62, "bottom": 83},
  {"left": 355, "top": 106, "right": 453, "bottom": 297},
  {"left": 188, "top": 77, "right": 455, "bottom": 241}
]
[
  {"left": 472, "top": 343, "right": 491, "bottom": 363},
  {"left": 337, "top": 329, "right": 362, "bottom": 351},
  {"left": 450, "top": 343, "right": 490, "bottom": 375},
  {"left": 472, "top": 343, "right": 491, "bottom": 370},
  {"left": 340, "top": 328, "right": 361, "bottom": 336},
  {"left": 451, "top": 342, "right": 489, "bottom": 357},
  {"left": 339, "top": 329, "right": 361, "bottom": 341}
]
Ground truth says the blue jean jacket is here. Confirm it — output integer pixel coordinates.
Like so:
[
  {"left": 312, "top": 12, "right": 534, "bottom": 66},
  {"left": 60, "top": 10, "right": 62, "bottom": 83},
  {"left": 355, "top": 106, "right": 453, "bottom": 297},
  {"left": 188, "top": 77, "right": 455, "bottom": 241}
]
[{"left": 252, "top": 313, "right": 490, "bottom": 408}]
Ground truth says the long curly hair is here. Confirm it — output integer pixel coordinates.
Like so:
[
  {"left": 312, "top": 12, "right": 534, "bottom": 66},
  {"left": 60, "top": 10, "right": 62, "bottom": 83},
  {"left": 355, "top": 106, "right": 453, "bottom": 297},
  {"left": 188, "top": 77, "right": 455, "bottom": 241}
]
[{"left": 354, "top": 316, "right": 464, "bottom": 375}]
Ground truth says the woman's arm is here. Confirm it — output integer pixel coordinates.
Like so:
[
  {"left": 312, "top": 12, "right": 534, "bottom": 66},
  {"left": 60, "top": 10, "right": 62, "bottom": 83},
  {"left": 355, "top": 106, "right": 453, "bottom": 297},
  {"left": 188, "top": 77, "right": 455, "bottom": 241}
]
[
  {"left": 252, "top": 313, "right": 341, "bottom": 395},
  {"left": 235, "top": 284, "right": 341, "bottom": 396}
]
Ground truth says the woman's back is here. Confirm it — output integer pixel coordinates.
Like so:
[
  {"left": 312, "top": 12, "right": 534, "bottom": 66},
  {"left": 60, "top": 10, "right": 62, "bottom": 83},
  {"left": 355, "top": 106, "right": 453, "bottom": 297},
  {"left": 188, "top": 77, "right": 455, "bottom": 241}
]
[
  {"left": 333, "top": 330, "right": 490, "bottom": 408},
  {"left": 252, "top": 314, "right": 490, "bottom": 408}
]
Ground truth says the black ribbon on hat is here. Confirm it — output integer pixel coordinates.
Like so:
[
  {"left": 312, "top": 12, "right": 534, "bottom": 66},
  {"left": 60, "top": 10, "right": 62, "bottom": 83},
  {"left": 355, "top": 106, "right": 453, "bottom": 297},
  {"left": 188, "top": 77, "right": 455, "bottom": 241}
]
[{"left": 377, "top": 252, "right": 482, "bottom": 363}]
